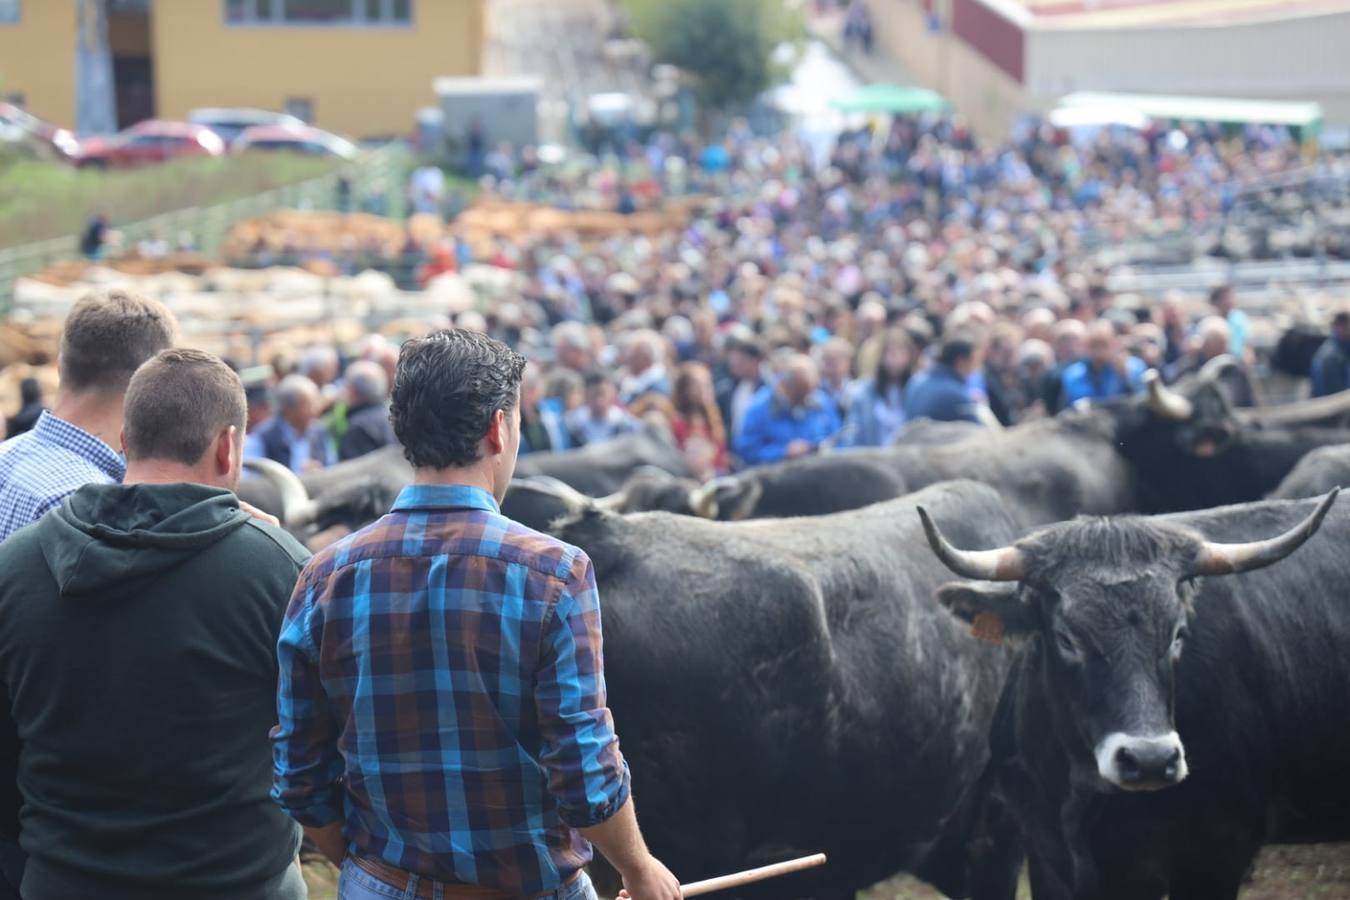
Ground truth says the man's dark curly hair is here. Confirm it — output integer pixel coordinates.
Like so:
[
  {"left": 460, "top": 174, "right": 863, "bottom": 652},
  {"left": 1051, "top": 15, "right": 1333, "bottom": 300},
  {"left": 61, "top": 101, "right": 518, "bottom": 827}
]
[{"left": 391, "top": 329, "right": 526, "bottom": 469}]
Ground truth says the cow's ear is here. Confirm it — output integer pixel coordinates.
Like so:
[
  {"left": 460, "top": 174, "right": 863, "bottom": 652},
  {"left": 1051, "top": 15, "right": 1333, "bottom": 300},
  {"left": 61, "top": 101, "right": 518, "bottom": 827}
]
[{"left": 937, "top": 582, "right": 1037, "bottom": 645}]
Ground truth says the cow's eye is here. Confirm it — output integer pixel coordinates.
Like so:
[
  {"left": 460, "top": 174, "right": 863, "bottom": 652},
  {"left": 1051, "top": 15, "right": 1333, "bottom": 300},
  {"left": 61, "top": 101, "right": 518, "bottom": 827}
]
[{"left": 1054, "top": 628, "right": 1081, "bottom": 661}]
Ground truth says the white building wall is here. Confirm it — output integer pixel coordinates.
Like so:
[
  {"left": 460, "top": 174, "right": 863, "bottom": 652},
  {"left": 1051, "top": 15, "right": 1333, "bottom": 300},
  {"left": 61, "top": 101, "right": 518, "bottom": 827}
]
[{"left": 1025, "top": 8, "right": 1350, "bottom": 124}]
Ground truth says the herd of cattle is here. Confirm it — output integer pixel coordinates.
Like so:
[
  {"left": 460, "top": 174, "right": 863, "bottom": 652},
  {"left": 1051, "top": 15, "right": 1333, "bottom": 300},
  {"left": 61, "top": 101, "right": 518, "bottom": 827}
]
[{"left": 239, "top": 359, "right": 1350, "bottom": 900}]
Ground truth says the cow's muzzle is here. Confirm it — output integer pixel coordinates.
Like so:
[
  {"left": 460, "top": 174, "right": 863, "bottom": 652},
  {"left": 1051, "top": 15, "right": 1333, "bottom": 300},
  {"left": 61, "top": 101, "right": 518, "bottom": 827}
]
[{"left": 1095, "top": 732, "right": 1188, "bottom": 791}]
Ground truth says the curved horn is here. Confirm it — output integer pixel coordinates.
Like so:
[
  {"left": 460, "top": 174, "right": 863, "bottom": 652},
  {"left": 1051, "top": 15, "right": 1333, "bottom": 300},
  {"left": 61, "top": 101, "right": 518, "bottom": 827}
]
[
  {"left": 1236, "top": 391, "right": 1350, "bottom": 428},
  {"left": 592, "top": 489, "right": 628, "bottom": 513},
  {"left": 241, "top": 457, "right": 318, "bottom": 529},
  {"left": 917, "top": 507, "right": 1025, "bottom": 581},
  {"left": 1144, "top": 370, "right": 1194, "bottom": 421},
  {"left": 1198, "top": 353, "right": 1237, "bottom": 382},
  {"left": 1191, "top": 488, "right": 1339, "bottom": 576},
  {"left": 517, "top": 476, "right": 597, "bottom": 514},
  {"left": 688, "top": 480, "right": 723, "bottom": 519}
]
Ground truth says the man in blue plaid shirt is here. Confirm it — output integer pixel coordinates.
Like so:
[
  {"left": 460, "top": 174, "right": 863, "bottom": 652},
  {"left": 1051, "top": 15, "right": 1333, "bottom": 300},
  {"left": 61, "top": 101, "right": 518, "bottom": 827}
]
[
  {"left": 0, "top": 290, "right": 178, "bottom": 544},
  {"left": 271, "top": 329, "right": 681, "bottom": 900},
  {"left": 0, "top": 289, "right": 177, "bottom": 900}
]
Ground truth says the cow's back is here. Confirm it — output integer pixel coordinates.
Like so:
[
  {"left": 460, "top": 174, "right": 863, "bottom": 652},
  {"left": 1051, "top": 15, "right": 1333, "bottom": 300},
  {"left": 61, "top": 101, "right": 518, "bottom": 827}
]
[
  {"left": 557, "top": 480, "right": 1021, "bottom": 894},
  {"left": 1269, "top": 443, "right": 1350, "bottom": 499}
]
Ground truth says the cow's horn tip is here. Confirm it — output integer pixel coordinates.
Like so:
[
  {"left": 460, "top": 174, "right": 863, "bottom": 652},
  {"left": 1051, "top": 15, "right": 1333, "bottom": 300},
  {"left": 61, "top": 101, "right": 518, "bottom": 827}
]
[{"left": 916, "top": 506, "right": 939, "bottom": 546}]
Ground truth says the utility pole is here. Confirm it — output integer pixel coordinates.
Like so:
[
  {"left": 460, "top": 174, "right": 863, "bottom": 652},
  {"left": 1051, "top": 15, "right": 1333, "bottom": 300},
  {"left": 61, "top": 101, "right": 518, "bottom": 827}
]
[{"left": 75, "top": 0, "right": 117, "bottom": 135}]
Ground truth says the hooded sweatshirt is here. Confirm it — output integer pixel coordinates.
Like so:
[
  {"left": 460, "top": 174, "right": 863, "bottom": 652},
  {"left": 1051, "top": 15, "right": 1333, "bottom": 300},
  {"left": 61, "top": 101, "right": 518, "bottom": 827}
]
[{"left": 0, "top": 482, "right": 309, "bottom": 900}]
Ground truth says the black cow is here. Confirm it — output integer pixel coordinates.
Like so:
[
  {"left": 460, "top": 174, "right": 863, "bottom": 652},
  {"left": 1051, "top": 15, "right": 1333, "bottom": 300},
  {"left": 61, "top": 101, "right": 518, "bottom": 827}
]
[
  {"left": 236, "top": 425, "right": 691, "bottom": 540},
  {"left": 550, "top": 481, "right": 1025, "bottom": 899},
  {"left": 892, "top": 418, "right": 986, "bottom": 446},
  {"left": 684, "top": 369, "right": 1348, "bottom": 527},
  {"left": 1269, "top": 442, "right": 1350, "bottom": 498},
  {"left": 1271, "top": 323, "right": 1327, "bottom": 379},
  {"left": 238, "top": 446, "right": 412, "bottom": 536},
  {"left": 514, "top": 423, "right": 689, "bottom": 495},
  {"left": 920, "top": 491, "right": 1347, "bottom": 899},
  {"left": 1097, "top": 375, "right": 1350, "bottom": 512},
  {"left": 683, "top": 407, "right": 1139, "bottom": 527}
]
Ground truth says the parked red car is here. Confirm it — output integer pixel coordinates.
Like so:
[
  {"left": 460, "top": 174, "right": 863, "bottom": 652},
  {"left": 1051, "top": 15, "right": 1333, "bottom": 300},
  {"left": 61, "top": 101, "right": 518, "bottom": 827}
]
[{"left": 73, "top": 120, "right": 225, "bottom": 169}]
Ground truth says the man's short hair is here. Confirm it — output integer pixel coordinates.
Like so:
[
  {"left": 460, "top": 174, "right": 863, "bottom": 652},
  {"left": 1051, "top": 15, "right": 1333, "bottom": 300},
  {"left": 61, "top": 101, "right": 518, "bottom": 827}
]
[
  {"left": 728, "top": 335, "right": 766, "bottom": 360},
  {"left": 299, "top": 344, "right": 339, "bottom": 381},
  {"left": 391, "top": 329, "right": 526, "bottom": 470},
  {"left": 123, "top": 349, "right": 245, "bottom": 466},
  {"left": 582, "top": 369, "right": 611, "bottom": 390},
  {"left": 344, "top": 360, "right": 388, "bottom": 406},
  {"left": 938, "top": 337, "right": 976, "bottom": 368},
  {"left": 274, "top": 374, "right": 318, "bottom": 412},
  {"left": 552, "top": 321, "right": 590, "bottom": 352},
  {"left": 1196, "top": 315, "right": 1231, "bottom": 343},
  {"left": 59, "top": 289, "right": 178, "bottom": 394}
]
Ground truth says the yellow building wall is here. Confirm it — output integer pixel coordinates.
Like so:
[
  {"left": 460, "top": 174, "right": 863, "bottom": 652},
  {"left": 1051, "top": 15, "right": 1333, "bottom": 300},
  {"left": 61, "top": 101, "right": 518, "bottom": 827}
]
[
  {"left": 0, "top": 1, "right": 78, "bottom": 128},
  {"left": 151, "top": 0, "right": 486, "bottom": 139}
]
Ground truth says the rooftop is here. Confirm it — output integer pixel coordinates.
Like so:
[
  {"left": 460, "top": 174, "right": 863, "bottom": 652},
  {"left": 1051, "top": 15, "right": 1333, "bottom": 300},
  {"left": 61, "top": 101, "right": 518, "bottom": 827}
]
[{"left": 992, "top": 0, "right": 1350, "bottom": 29}]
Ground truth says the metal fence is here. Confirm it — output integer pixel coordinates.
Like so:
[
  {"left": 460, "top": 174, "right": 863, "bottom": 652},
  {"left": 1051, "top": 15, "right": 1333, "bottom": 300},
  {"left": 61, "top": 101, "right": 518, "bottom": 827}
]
[{"left": 0, "top": 143, "right": 410, "bottom": 315}]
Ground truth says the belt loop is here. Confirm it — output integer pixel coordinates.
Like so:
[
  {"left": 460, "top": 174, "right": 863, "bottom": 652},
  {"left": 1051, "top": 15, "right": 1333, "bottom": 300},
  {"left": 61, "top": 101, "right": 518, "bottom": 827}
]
[
  {"left": 405, "top": 872, "right": 420, "bottom": 900},
  {"left": 433, "top": 881, "right": 444, "bottom": 900}
]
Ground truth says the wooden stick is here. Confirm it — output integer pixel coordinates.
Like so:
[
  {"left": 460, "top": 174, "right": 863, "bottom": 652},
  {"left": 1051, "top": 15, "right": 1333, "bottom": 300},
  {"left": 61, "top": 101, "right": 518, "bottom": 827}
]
[{"left": 680, "top": 853, "right": 828, "bottom": 897}]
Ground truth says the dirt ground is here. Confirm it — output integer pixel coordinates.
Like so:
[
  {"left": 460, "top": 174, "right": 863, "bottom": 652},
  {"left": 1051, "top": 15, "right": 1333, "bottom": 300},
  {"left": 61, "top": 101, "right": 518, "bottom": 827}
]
[
  {"left": 303, "top": 842, "right": 1350, "bottom": 899},
  {"left": 857, "top": 844, "right": 1350, "bottom": 900}
]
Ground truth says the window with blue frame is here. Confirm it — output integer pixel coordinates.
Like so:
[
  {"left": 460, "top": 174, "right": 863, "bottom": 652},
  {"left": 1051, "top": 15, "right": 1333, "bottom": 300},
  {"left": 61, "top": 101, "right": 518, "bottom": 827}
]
[{"left": 225, "top": 0, "right": 411, "bottom": 25}]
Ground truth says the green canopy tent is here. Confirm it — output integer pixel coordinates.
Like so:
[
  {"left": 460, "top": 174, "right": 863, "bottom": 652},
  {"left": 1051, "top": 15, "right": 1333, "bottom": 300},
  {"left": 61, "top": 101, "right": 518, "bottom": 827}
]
[{"left": 830, "top": 83, "right": 949, "bottom": 115}]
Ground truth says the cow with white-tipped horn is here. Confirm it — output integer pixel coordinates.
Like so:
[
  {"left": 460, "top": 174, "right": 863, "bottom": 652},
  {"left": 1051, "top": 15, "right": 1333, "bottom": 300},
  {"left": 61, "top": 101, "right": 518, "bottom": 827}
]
[{"left": 922, "top": 489, "right": 1347, "bottom": 899}]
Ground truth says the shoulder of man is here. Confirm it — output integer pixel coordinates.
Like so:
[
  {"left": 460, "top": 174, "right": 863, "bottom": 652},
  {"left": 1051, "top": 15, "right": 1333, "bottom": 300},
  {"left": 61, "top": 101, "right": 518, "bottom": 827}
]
[
  {"left": 237, "top": 515, "right": 312, "bottom": 573},
  {"left": 494, "top": 512, "right": 593, "bottom": 587},
  {"left": 0, "top": 521, "right": 49, "bottom": 577}
]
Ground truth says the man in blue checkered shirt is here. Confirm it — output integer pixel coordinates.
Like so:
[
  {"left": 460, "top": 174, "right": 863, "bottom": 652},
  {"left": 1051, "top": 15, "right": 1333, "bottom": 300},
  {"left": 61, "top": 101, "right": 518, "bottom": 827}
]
[
  {"left": 0, "top": 291, "right": 177, "bottom": 544},
  {"left": 0, "top": 289, "right": 176, "bottom": 899}
]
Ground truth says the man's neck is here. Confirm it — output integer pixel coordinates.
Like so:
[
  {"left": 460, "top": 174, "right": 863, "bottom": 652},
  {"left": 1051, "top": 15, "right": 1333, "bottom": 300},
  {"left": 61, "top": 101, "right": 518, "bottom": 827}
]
[
  {"left": 413, "top": 464, "right": 497, "bottom": 495},
  {"left": 51, "top": 389, "right": 125, "bottom": 449},
  {"left": 123, "top": 460, "right": 221, "bottom": 488}
]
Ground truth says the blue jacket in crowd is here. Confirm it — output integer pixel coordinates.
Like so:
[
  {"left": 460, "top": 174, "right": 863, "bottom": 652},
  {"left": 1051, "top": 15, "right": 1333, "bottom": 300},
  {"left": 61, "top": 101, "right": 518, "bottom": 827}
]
[
  {"left": 1311, "top": 337, "right": 1350, "bottom": 398},
  {"left": 519, "top": 397, "right": 570, "bottom": 455},
  {"left": 903, "top": 365, "right": 980, "bottom": 424},
  {"left": 734, "top": 385, "right": 841, "bottom": 465},
  {"left": 835, "top": 379, "right": 908, "bottom": 448},
  {"left": 1060, "top": 356, "right": 1147, "bottom": 406}
]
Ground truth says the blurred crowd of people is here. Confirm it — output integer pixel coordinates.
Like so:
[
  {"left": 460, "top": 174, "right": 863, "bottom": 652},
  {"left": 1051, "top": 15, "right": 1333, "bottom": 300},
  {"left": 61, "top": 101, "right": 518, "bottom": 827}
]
[{"left": 221, "top": 110, "right": 1350, "bottom": 478}]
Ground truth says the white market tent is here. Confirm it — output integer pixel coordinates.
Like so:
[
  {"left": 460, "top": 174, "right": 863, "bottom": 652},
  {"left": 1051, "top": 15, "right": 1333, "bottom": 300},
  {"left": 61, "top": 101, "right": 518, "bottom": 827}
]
[{"left": 1056, "top": 91, "right": 1324, "bottom": 136}]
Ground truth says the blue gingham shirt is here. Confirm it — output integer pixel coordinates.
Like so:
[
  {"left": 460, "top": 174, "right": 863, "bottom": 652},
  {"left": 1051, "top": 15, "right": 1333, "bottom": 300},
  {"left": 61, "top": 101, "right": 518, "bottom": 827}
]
[
  {"left": 0, "top": 412, "right": 125, "bottom": 542},
  {"left": 271, "top": 484, "right": 629, "bottom": 895}
]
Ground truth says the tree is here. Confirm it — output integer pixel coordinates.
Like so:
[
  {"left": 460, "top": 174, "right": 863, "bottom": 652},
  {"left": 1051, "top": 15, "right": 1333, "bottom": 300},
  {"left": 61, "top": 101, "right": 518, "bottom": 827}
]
[{"left": 622, "top": 0, "right": 795, "bottom": 113}]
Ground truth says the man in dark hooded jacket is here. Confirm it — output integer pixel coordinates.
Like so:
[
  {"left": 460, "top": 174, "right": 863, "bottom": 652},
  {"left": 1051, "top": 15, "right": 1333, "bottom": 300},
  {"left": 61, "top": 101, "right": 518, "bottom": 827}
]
[{"left": 0, "top": 348, "right": 310, "bottom": 900}]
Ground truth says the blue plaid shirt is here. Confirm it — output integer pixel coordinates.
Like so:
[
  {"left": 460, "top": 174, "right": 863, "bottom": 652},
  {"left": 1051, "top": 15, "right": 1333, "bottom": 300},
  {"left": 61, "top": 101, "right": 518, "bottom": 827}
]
[
  {"left": 271, "top": 484, "right": 630, "bottom": 895},
  {"left": 0, "top": 412, "right": 125, "bottom": 542}
]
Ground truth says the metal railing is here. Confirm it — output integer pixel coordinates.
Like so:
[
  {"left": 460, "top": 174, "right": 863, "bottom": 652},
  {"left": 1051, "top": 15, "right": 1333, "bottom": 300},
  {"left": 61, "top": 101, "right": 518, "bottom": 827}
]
[{"left": 0, "top": 143, "right": 409, "bottom": 315}]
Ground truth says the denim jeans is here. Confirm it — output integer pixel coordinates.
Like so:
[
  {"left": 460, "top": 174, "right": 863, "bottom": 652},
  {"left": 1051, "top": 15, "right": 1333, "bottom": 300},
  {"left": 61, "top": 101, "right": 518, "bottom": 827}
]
[{"left": 338, "top": 859, "right": 597, "bottom": 900}]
